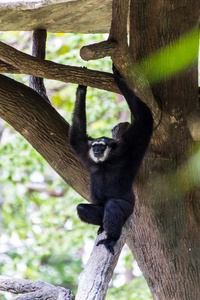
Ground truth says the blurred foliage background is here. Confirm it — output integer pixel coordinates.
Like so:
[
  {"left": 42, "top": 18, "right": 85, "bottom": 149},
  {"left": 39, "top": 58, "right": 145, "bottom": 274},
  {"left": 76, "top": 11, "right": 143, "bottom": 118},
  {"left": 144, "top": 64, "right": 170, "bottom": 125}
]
[{"left": 0, "top": 32, "right": 153, "bottom": 299}]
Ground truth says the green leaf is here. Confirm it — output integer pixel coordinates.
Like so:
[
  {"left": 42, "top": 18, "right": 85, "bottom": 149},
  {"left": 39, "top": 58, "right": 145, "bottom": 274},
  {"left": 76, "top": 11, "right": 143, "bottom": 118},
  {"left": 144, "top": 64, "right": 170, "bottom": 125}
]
[{"left": 140, "top": 28, "right": 199, "bottom": 83}]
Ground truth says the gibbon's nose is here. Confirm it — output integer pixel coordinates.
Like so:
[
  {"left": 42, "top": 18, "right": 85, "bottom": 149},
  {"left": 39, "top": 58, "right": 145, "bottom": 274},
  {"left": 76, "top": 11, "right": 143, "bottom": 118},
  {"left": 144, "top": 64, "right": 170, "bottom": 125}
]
[{"left": 93, "top": 146, "right": 103, "bottom": 157}]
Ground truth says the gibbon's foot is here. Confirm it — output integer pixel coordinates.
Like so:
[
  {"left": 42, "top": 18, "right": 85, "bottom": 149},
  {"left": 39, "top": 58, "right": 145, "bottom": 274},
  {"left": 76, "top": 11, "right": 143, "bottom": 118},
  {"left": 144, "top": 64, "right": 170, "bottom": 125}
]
[
  {"left": 97, "top": 225, "right": 104, "bottom": 235},
  {"left": 96, "top": 238, "right": 116, "bottom": 255}
]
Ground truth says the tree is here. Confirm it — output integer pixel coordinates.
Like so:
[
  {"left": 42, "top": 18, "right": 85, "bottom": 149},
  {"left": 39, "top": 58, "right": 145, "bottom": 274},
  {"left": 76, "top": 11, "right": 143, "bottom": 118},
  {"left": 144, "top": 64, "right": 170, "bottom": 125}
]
[{"left": 0, "top": 0, "right": 200, "bottom": 299}]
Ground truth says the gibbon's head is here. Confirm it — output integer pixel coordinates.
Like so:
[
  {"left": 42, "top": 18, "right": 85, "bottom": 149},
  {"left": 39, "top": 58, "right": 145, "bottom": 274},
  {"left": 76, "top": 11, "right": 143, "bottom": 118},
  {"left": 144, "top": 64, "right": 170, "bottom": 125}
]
[{"left": 88, "top": 137, "right": 113, "bottom": 163}]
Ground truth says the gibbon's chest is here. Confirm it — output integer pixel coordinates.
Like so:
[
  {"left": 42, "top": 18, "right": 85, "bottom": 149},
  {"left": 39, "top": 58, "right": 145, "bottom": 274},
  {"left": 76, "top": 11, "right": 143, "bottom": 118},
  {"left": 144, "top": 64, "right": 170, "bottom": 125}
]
[{"left": 90, "top": 161, "right": 133, "bottom": 203}]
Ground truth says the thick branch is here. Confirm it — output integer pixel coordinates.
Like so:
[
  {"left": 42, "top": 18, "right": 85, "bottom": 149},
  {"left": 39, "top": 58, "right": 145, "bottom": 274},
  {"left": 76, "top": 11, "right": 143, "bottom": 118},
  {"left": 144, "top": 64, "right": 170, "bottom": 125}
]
[
  {"left": 0, "top": 74, "right": 90, "bottom": 200},
  {"left": 29, "top": 29, "right": 50, "bottom": 103},
  {"left": 0, "top": 41, "right": 119, "bottom": 94},
  {"left": 76, "top": 216, "right": 133, "bottom": 300},
  {"left": 0, "top": 276, "right": 74, "bottom": 300}
]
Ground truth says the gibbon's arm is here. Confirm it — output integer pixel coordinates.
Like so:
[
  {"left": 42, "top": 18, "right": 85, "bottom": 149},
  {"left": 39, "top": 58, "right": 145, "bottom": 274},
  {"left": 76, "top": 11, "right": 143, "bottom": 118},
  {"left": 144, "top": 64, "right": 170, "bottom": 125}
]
[
  {"left": 69, "top": 85, "right": 89, "bottom": 161},
  {"left": 113, "top": 67, "right": 153, "bottom": 149}
]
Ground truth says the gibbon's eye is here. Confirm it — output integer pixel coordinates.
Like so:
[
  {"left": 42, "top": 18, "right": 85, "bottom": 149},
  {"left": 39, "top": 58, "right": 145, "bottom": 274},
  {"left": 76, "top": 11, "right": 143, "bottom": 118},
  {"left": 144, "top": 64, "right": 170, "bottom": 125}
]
[{"left": 92, "top": 144, "right": 106, "bottom": 158}]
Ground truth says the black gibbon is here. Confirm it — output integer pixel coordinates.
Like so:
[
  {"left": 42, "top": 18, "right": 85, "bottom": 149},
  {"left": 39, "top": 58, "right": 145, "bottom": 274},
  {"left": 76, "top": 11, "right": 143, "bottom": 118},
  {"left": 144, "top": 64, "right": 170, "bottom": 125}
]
[{"left": 69, "top": 66, "right": 153, "bottom": 255}]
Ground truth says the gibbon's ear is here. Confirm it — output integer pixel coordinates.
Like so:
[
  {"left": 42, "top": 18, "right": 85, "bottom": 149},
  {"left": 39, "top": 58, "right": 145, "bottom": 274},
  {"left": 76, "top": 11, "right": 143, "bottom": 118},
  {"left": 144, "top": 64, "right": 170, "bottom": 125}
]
[{"left": 88, "top": 138, "right": 94, "bottom": 146}]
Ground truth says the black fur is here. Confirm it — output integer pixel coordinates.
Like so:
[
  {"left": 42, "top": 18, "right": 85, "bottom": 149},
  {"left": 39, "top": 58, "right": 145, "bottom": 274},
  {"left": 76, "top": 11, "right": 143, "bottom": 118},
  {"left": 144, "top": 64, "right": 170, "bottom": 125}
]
[{"left": 69, "top": 67, "right": 153, "bottom": 255}]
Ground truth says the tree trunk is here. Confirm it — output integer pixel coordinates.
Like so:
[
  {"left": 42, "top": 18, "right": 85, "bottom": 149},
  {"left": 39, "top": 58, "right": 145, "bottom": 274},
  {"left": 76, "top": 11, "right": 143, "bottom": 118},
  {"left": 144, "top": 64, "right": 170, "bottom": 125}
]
[
  {"left": 0, "top": 0, "right": 199, "bottom": 299},
  {"left": 127, "top": 0, "right": 200, "bottom": 299}
]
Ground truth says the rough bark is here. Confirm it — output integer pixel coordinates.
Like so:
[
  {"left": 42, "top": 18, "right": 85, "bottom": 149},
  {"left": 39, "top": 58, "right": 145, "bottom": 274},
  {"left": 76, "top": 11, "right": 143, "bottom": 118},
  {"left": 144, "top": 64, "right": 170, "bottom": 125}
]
[
  {"left": 0, "top": 276, "right": 75, "bottom": 300},
  {"left": 0, "top": 0, "right": 112, "bottom": 34},
  {"left": 126, "top": 0, "right": 200, "bottom": 299},
  {"left": 76, "top": 216, "right": 133, "bottom": 300}
]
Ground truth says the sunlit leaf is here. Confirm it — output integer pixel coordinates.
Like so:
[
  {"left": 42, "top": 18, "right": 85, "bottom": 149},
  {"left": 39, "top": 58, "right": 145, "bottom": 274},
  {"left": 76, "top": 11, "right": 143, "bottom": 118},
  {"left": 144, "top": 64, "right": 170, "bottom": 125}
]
[{"left": 140, "top": 28, "right": 199, "bottom": 83}]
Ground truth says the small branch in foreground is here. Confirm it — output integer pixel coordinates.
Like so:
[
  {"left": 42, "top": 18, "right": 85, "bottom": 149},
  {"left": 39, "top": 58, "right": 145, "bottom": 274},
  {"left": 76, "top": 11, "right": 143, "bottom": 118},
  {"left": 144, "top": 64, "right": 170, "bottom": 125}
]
[{"left": 0, "top": 276, "right": 75, "bottom": 300}]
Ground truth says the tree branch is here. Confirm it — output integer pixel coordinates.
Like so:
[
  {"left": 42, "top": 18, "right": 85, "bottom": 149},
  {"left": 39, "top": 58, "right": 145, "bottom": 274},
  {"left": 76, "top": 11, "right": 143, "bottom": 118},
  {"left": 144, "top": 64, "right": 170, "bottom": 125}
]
[
  {"left": 29, "top": 29, "right": 50, "bottom": 104},
  {"left": 0, "top": 276, "right": 75, "bottom": 300},
  {"left": 0, "top": 74, "right": 90, "bottom": 200},
  {"left": 0, "top": 60, "right": 22, "bottom": 73},
  {"left": 76, "top": 216, "right": 133, "bottom": 300},
  {"left": 0, "top": 41, "right": 119, "bottom": 94}
]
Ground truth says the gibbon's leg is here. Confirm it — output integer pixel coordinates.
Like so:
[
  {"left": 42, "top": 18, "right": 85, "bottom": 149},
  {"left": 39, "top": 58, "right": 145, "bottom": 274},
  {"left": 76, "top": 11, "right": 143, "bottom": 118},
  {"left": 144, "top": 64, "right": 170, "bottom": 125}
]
[
  {"left": 97, "top": 199, "right": 133, "bottom": 255},
  {"left": 77, "top": 203, "right": 104, "bottom": 226}
]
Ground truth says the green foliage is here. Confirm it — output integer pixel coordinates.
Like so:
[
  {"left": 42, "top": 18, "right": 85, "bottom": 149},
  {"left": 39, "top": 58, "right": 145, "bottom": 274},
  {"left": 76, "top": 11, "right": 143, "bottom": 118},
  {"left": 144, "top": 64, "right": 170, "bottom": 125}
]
[
  {"left": 140, "top": 28, "right": 200, "bottom": 84},
  {"left": 107, "top": 277, "right": 153, "bottom": 300}
]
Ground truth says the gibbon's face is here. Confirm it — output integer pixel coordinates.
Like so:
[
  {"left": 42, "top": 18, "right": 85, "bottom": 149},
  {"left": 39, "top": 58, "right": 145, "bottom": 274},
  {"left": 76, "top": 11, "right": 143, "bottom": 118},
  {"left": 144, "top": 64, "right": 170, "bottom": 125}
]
[{"left": 88, "top": 137, "right": 111, "bottom": 163}]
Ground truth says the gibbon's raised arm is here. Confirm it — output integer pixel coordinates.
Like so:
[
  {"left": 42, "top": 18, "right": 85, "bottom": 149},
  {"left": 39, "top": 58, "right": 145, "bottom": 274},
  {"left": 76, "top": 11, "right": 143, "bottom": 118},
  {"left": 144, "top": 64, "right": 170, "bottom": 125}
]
[
  {"left": 69, "top": 85, "right": 89, "bottom": 161},
  {"left": 113, "top": 67, "right": 153, "bottom": 149}
]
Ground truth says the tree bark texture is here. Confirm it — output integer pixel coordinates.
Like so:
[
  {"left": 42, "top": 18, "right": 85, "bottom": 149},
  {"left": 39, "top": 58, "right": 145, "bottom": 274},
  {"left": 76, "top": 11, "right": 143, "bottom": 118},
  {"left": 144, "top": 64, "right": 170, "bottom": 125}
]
[
  {"left": 76, "top": 216, "right": 133, "bottom": 300},
  {"left": 0, "top": 276, "right": 75, "bottom": 300},
  {"left": 127, "top": 0, "right": 200, "bottom": 299}
]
